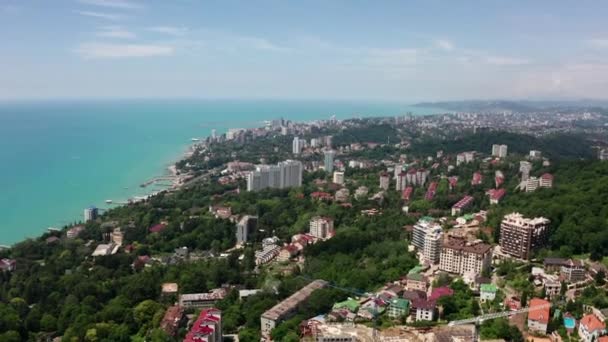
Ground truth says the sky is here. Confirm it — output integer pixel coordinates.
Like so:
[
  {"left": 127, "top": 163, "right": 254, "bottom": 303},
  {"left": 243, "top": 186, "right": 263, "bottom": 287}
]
[{"left": 1, "top": 0, "right": 608, "bottom": 101}]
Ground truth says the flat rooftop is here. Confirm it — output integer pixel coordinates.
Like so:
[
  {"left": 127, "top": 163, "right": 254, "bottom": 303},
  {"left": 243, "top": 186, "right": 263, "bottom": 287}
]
[{"left": 262, "top": 280, "right": 327, "bottom": 321}]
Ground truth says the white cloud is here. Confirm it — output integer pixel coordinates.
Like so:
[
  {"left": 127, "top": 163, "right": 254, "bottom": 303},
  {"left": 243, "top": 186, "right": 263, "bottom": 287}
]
[
  {"left": 76, "top": 10, "right": 123, "bottom": 21},
  {"left": 75, "top": 42, "right": 174, "bottom": 58},
  {"left": 77, "top": 0, "right": 142, "bottom": 9},
  {"left": 587, "top": 38, "right": 608, "bottom": 48},
  {"left": 148, "top": 26, "right": 189, "bottom": 36},
  {"left": 434, "top": 39, "right": 454, "bottom": 51},
  {"left": 484, "top": 56, "right": 530, "bottom": 66},
  {"left": 97, "top": 26, "right": 136, "bottom": 39},
  {"left": 238, "top": 36, "right": 290, "bottom": 52}
]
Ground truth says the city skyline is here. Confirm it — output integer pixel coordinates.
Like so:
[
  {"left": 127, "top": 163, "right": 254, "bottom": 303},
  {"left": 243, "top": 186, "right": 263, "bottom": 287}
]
[{"left": 2, "top": 0, "right": 608, "bottom": 101}]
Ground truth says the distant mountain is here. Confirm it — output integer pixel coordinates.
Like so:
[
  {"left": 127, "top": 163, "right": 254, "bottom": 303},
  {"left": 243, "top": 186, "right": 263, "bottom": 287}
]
[{"left": 414, "top": 99, "right": 608, "bottom": 113}]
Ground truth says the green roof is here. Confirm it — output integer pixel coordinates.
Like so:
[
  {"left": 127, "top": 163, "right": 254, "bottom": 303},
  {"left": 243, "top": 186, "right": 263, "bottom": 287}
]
[
  {"left": 480, "top": 284, "right": 497, "bottom": 293},
  {"left": 333, "top": 298, "right": 360, "bottom": 312},
  {"left": 407, "top": 273, "right": 426, "bottom": 282},
  {"left": 408, "top": 265, "right": 424, "bottom": 274},
  {"left": 463, "top": 214, "right": 475, "bottom": 220},
  {"left": 420, "top": 216, "right": 434, "bottom": 222},
  {"left": 390, "top": 298, "right": 410, "bottom": 310}
]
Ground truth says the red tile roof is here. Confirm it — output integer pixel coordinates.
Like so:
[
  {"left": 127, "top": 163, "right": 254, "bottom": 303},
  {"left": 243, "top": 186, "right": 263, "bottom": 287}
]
[
  {"left": 528, "top": 298, "right": 551, "bottom": 324},
  {"left": 429, "top": 286, "right": 454, "bottom": 301},
  {"left": 149, "top": 223, "right": 167, "bottom": 233},
  {"left": 580, "top": 313, "right": 606, "bottom": 333}
]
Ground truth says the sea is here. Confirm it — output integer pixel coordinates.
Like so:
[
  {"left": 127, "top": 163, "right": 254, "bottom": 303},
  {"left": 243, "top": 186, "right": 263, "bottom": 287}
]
[{"left": 0, "top": 99, "right": 440, "bottom": 245}]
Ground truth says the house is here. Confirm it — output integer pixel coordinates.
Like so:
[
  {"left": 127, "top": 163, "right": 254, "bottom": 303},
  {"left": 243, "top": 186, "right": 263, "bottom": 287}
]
[
  {"left": 149, "top": 223, "right": 167, "bottom": 234},
  {"left": 387, "top": 298, "right": 410, "bottom": 318},
  {"left": 527, "top": 298, "right": 551, "bottom": 335},
  {"left": 277, "top": 244, "right": 299, "bottom": 262},
  {"left": 544, "top": 258, "right": 567, "bottom": 272},
  {"left": 487, "top": 188, "right": 506, "bottom": 204},
  {"left": 161, "top": 283, "right": 179, "bottom": 295},
  {"left": 66, "top": 225, "right": 85, "bottom": 239},
  {"left": 405, "top": 273, "right": 429, "bottom": 292},
  {"left": 579, "top": 313, "right": 606, "bottom": 342},
  {"left": 184, "top": 308, "right": 222, "bottom": 342},
  {"left": 0, "top": 258, "right": 16, "bottom": 272},
  {"left": 180, "top": 288, "right": 228, "bottom": 309},
  {"left": 429, "top": 286, "right": 454, "bottom": 301},
  {"left": 413, "top": 299, "right": 436, "bottom": 321},
  {"left": 480, "top": 284, "right": 497, "bottom": 302},
  {"left": 452, "top": 195, "right": 474, "bottom": 216},
  {"left": 561, "top": 259, "right": 586, "bottom": 283}
]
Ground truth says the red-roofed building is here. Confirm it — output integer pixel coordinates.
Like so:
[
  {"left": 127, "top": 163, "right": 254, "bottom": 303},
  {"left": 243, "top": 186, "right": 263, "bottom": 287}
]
[
  {"left": 579, "top": 313, "right": 606, "bottom": 342},
  {"left": 160, "top": 306, "right": 185, "bottom": 336},
  {"left": 402, "top": 186, "right": 413, "bottom": 201},
  {"left": 540, "top": 173, "right": 554, "bottom": 188},
  {"left": 487, "top": 188, "right": 506, "bottom": 204},
  {"left": 471, "top": 172, "right": 482, "bottom": 186},
  {"left": 425, "top": 182, "right": 438, "bottom": 201},
  {"left": 429, "top": 286, "right": 454, "bottom": 301},
  {"left": 448, "top": 177, "right": 458, "bottom": 191},
  {"left": 527, "top": 298, "right": 551, "bottom": 334},
  {"left": 149, "top": 223, "right": 167, "bottom": 233},
  {"left": 184, "top": 308, "right": 222, "bottom": 342},
  {"left": 311, "top": 192, "right": 333, "bottom": 201},
  {"left": 452, "top": 195, "right": 474, "bottom": 216},
  {"left": 598, "top": 336, "right": 608, "bottom": 342}
]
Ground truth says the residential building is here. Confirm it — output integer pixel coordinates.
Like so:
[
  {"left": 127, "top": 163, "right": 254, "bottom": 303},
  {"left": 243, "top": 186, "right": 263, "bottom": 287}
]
[
  {"left": 246, "top": 160, "right": 302, "bottom": 191},
  {"left": 0, "top": 259, "right": 16, "bottom": 272},
  {"left": 292, "top": 137, "right": 304, "bottom": 154},
  {"left": 439, "top": 236, "right": 492, "bottom": 276},
  {"left": 526, "top": 177, "right": 540, "bottom": 192},
  {"left": 179, "top": 288, "right": 228, "bottom": 309},
  {"left": 452, "top": 195, "right": 474, "bottom": 216},
  {"left": 84, "top": 206, "right": 98, "bottom": 222},
  {"left": 324, "top": 149, "right": 336, "bottom": 173},
  {"left": 184, "top": 308, "right": 222, "bottom": 342},
  {"left": 487, "top": 188, "right": 506, "bottom": 204},
  {"left": 530, "top": 150, "right": 542, "bottom": 159},
  {"left": 354, "top": 186, "right": 369, "bottom": 200},
  {"left": 395, "top": 172, "right": 407, "bottom": 191},
  {"left": 379, "top": 172, "right": 390, "bottom": 190},
  {"left": 429, "top": 286, "right": 454, "bottom": 301},
  {"left": 544, "top": 280, "right": 561, "bottom": 298},
  {"left": 492, "top": 144, "right": 508, "bottom": 158},
  {"left": 335, "top": 188, "right": 350, "bottom": 202},
  {"left": 423, "top": 229, "right": 443, "bottom": 264},
  {"left": 110, "top": 228, "right": 124, "bottom": 246},
  {"left": 412, "top": 219, "right": 443, "bottom": 264},
  {"left": 527, "top": 298, "right": 551, "bottom": 335},
  {"left": 413, "top": 299, "right": 436, "bottom": 321},
  {"left": 402, "top": 186, "right": 413, "bottom": 201},
  {"left": 425, "top": 181, "right": 438, "bottom": 201},
  {"left": 394, "top": 164, "right": 404, "bottom": 180},
  {"left": 255, "top": 244, "right": 281, "bottom": 265},
  {"left": 309, "top": 216, "right": 335, "bottom": 240},
  {"left": 387, "top": 298, "right": 410, "bottom": 318},
  {"left": 277, "top": 245, "right": 299, "bottom": 262},
  {"left": 471, "top": 172, "right": 482, "bottom": 186},
  {"left": 261, "top": 280, "right": 328, "bottom": 337},
  {"left": 499, "top": 213, "right": 550, "bottom": 260},
  {"left": 66, "top": 225, "right": 84, "bottom": 239},
  {"left": 520, "top": 161, "right": 532, "bottom": 181},
  {"left": 480, "top": 284, "right": 497, "bottom": 302},
  {"left": 540, "top": 173, "right": 554, "bottom": 188},
  {"left": 561, "top": 259, "right": 586, "bottom": 283},
  {"left": 236, "top": 215, "right": 258, "bottom": 244},
  {"left": 579, "top": 313, "right": 606, "bottom": 342},
  {"left": 405, "top": 273, "right": 429, "bottom": 292},
  {"left": 160, "top": 306, "right": 185, "bottom": 337},
  {"left": 332, "top": 171, "right": 345, "bottom": 185},
  {"left": 599, "top": 148, "right": 608, "bottom": 161}
]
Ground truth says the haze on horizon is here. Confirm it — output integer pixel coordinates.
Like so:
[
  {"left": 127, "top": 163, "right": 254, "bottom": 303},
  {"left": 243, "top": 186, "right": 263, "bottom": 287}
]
[{"left": 2, "top": 0, "right": 608, "bottom": 102}]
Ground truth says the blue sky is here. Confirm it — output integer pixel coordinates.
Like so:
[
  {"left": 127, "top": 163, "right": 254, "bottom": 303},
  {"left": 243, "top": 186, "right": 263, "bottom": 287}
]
[{"left": 1, "top": 0, "right": 608, "bottom": 101}]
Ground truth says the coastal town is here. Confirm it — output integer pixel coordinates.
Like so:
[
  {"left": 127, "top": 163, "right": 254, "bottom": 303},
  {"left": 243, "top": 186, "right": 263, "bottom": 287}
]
[{"left": 2, "top": 106, "right": 608, "bottom": 342}]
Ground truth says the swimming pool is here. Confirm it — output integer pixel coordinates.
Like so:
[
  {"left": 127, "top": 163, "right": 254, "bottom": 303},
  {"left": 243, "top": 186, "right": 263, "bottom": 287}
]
[{"left": 564, "top": 317, "right": 576, "bottom": 329}]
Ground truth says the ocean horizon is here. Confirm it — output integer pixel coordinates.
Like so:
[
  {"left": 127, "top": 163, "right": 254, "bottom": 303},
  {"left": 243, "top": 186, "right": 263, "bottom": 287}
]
[{"left": 0, "top": 99, "right": 441, "bottom": 245}]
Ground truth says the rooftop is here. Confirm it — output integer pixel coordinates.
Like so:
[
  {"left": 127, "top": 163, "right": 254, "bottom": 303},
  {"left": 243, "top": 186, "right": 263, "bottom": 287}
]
[
  {"left": 442, "top": 236, "right": 492, "bottom": 255},
  {"left": 528, "top": 298, "right": 551, "bottom": 324},
  {"left": 262, "top": 280, "right": 328, "bottom": 321},
  {"left": 580, "top": 313, "right": 605, "bottom": 332}
]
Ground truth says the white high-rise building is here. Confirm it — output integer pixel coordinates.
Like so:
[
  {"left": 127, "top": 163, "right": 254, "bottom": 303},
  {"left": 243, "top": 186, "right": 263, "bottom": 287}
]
[
  {"left": 84, "top": 206, "right": 98, "bottom": 222},
  {"left": 379, "top": 172, "right": 390, "bottom": 190},
  {"left": 332, "top": 171, "right": 345, "bottom": 185},
  {"left": 292, "top": 137, "right": 304, "bottom": 154},
  {"left": 412, "top": 219, "right": 443, "bottom": 264},
  {"left": 211, "top": 129, "right": 217, "bottom": 141},
  {"left": 309, "top": 217, "right": 334, "bottom": 240},
  {"left": 492, "top": 144, "right": 508, "bottom": 158},
  {"left": 324, "top": 150, "right": 336, "bottom": 173},
  {"left": 246, "top": 160, "right": 302, "bottom": 191}
]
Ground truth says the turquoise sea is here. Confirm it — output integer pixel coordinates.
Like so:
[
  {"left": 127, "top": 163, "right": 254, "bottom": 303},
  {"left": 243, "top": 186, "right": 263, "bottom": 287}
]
[{"left": 0, "top": 99, "right": 440, "bottom": 244}]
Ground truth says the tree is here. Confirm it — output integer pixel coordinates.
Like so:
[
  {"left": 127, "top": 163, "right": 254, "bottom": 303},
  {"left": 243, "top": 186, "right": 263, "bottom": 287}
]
[
  {"left": 40, "top": 313, "right": 57, "bottom": 332},
  {"left": 595, "top": 271, "right": 606, "bottom": 286}
]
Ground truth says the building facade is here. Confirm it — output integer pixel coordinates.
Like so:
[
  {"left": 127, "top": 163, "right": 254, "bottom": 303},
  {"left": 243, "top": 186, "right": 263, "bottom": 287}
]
[
  {"left": 236, "top": 215, "right": 258, "bottom": 244},
  {"left": 499, "top": 213, "right": 550, "bottom": 260},
  {"left": 439, "top": 237, "right": 492, "bottom": 276},
  {"left": 324, "top": 149, "right": 336, "bottom": 173},
  {"left": 309, "top": 217, "right": 335, "bottom": 240},
  {"left": 246, "top": 160, "right": 303, "bottom": 191},
  {"left": 412, "top": 219, "right": 443, "bottom": 264}
]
